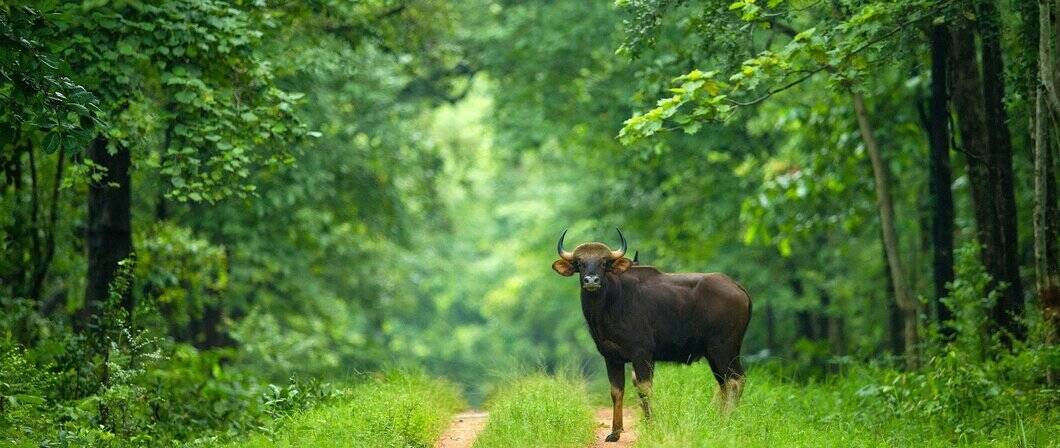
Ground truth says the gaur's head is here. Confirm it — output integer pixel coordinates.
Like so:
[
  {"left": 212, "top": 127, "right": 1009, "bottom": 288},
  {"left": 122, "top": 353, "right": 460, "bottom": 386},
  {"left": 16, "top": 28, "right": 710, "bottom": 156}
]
[{"left": 551, "top": 228, "right": 633, "bottom": 292}]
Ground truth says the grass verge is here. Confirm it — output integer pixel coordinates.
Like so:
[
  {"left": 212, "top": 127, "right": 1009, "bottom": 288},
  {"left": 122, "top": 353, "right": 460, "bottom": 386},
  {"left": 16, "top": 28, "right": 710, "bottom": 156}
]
[
  {"left": 227, "top": 371, "right": 462, "bottom": 448},
  {"left": 634, "top": 363, "right": 1056, "bottom": 447},
  {"left": 473, "top": 374, "right": 595, "bottom": 448}
]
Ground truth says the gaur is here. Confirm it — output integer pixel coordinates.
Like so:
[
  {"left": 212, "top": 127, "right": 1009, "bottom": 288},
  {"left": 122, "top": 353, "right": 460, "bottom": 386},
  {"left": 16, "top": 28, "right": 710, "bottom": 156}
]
[{"left": 551, "top": 229, "right": 752, "bottom": 443}]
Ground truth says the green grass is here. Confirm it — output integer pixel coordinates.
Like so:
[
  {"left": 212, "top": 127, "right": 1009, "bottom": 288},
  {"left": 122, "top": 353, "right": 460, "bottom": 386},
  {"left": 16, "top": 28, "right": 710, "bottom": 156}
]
[
  {"left": 634, "top": 363, "right": 1057, "bottom": 448},
  {"left": 473, "top": 375, "right": 595, "bottom": 448},
  {"left": 227, "top": 371, "right": 462, "bottom": 448}
]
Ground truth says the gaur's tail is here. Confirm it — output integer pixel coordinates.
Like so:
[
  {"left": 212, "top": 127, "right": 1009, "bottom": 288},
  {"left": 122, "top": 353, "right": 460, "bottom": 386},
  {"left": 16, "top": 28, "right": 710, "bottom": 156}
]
[
  {"left": 746, "top": 288, "right": 753, "bottom": 323},
  {"left": 733, "top": 280, "right": 753, "bottom": 323}
]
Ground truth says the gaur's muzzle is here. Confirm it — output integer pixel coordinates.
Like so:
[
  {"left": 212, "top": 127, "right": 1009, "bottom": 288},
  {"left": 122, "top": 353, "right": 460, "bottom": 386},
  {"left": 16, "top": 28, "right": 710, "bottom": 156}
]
[{"left": 582, "top": 274, "right": 602, "bottom": 291}]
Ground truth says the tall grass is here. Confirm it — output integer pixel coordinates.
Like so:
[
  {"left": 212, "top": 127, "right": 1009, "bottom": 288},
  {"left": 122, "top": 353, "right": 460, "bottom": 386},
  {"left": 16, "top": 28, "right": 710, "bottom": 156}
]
[
  {"left": 228, "top": 371, "right": 462, "bottom": 448},
  {"left": 634, "top": 363, "right": 1056, "bottom": 447},
  {"left": 473, "top": 375, "right": 595, "bottom": 448}
]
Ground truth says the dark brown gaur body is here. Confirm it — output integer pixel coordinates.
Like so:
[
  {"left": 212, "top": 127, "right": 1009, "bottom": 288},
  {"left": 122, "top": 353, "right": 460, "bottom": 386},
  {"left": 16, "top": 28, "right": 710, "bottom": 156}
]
[{"left": 551, "top": 229, "right": 751, "bottom": 443}]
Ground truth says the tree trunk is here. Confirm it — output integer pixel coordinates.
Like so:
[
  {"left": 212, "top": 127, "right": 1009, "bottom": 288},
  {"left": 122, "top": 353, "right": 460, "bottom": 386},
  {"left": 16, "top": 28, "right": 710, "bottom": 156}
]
[
  {"left": 788, "top": 268, "right": 817, "bottom": 341},
  {"left": 978, "top": 0, "right": 1027, "bottom": 343},
  {"left": 928, "top": 24, "right": 956, "bottom": 340},
  {"left": 886, "top": 259, "right": 904, "bottom": 355},
  {"left": 194, "top": 303, "right": 234, "bottom": 349},
  {"left": 820, "top": 289, "right": 845, "bottom": 356},
  {"left": 1035, "top": 0, "right": 1060, "bottom": 346},
  {"left": 79, "top": 136, "right": 133, "bottom": 328},
  {"left": 28, "top": 145, "right": 41, "bottom": 296},
  {"left": 796, "top": 311, "right": 817, "bottom": 341},
  {"left": 765, "top": 303, "right": 777, "bottom": 353},
  {"left": 852, "top": 92, "right": 919, "bottom": 368},
  {"left": 950, "top": 14, "right": 1026, "bottom": 347},
  {"left": 817, "top": 290, "right": 829, "bottom": 346},
  {"left": 30, "top": 151, "right": 65, "bottom": 302}
]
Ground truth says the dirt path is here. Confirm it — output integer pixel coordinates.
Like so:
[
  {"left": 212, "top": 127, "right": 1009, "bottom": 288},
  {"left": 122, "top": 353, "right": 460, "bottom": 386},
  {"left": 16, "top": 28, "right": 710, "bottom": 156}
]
[
  {"left": 435, "top": 410, "right": 489, "bottom": 448},
  {"left": 590, "top": 407, "right": 638, "bottom": 448},
  {"left": 436, "top": 407, "right": 636, "bottom": 448}
]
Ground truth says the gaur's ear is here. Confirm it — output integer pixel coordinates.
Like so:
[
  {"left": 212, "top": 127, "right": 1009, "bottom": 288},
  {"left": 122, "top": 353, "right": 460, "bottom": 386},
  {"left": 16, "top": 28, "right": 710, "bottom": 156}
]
[
  {"left": 552, "top": 259, "right": 576, "bottom": 277},
  {"left": 611, "top": 257, "right": 632, "bottom": 274}
]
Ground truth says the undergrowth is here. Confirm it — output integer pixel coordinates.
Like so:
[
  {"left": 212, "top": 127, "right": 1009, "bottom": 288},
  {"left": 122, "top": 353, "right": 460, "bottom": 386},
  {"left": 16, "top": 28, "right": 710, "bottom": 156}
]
[
  {"left": 474, "top": 375, "right": 595, "bottom": 448},
  {"left": 228, "top": 371, "right": 462, "bottom": 448}
]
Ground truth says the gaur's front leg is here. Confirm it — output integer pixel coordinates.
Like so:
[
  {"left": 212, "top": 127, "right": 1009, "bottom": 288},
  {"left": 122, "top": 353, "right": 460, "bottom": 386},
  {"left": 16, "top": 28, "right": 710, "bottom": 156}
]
[
  {"left": 604, "top": 358, "right": 625, "bottom": 442},
  {"left": 632, "top": 358, "right": 654, "bottom": 420}
]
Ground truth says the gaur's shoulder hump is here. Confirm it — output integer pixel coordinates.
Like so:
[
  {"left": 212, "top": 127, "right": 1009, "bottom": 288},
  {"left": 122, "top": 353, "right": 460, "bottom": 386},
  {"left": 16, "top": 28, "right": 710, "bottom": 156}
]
[{"left": 626, "top": 265, "right": 663, "bottom": 278}]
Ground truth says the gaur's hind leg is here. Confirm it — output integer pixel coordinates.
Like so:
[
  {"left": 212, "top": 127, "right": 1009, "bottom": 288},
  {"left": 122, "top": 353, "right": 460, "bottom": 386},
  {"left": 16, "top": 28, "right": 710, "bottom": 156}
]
[
  {"left": 706, "top": 347, "right": 745, "bottom": 414},
  {"left": 604, "top": 358, "right": 625, "bottom": 443},
  {"left": 631, "top": 358, "right": 654, "bottom": 420}
]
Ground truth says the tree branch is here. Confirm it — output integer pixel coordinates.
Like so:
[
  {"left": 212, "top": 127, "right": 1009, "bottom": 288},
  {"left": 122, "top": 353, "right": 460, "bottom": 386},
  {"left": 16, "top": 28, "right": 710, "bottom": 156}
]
[
  {"left": 726, "top": 0, "right": 954, "bottom": 108},
  {"left": 376, "top": 4, "right": 406, "bottom": 20},
  {"left": 725, "top": 69, "right": 823, "bottom": 107}
]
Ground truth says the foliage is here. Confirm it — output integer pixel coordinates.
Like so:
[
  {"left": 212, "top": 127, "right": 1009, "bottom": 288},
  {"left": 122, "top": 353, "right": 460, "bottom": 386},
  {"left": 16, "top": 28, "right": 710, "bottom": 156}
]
[
  {"left": 473, "top": 375, "right": 595, "bottom": 448},
  {"left": 228, "top": 371, "right": 462, "bottom": 448},
  {"left": 50, "top": 0, "right": 309, "bottom": 202},
  {"left": 0, "top": 260, "right": 336, "bottom": 447},
  {"left": 136, "top": 222, "right": 228, "bottom": 342},
  {"left": 617, "top": 0, "right": 951, "bottom": 143},
  {"left": 635, "top": 361, "right": 1056, "bottom": 447},
  {"left": 0, "top": 5, "right": 104, "bottom": 154},
  {"left": 2, "top": 0, "right": 1058, "bottom": 445}
]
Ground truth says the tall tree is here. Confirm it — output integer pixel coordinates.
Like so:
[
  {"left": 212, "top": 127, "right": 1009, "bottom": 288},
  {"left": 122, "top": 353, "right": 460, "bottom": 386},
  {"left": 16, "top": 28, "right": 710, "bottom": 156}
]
[
  {"left": 51, "top": 0, "right": 306, "bottom": 326},
  {"left": 82, "top": 138, "right": 131, "bottom": 320},
  {"left": 853, "top": 93, "right": 919, "bottom": 366},
  {"left": 927, "top": 24, "right": 956, "bottom": 339},
  {"left": 949, "top": 5, "right": 1026, "bottom": 346},
  {"left": 1, "top": 6, "right": 101, "bottom": 306},
  {"left": 977, "top": 0, "right": 1026, "bottom": 343},
  {"left": 1034, "top": 0, "right": 1060, "bottom": 342}
]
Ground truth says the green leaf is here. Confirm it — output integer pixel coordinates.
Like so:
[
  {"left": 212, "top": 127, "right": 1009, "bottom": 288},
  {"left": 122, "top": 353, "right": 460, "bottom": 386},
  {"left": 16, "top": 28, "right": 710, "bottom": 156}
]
[
  {"left": 778, "top": 238, "right": 792, "bottom": 257},
  {"left": 63, "top": 135, "right": 81, "bottom": 153},
  {"left": 174, "top": 90, "right": 196, "bottom": 103},
  {"left": 118, "top": 41, "right": 135, "bottom": 55},
  {"left": 43, "top": 133, "right": 61, "bottom": 154},
  {"left": 13, "top": 394, "right": 45, "bottom": 405},
  {"left": 793, "top": 27, "right": 817, "bottom": 42}
]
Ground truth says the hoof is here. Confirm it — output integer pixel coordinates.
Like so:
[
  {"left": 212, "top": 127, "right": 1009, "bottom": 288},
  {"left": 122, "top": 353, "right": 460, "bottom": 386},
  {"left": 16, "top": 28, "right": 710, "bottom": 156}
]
[{"left": 605, "top": 431, "right": 621, "bottom": 442}]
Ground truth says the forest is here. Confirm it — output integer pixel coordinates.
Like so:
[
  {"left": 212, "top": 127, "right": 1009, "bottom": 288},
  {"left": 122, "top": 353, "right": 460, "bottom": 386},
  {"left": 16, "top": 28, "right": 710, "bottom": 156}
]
[{"left": 1, "top": 0, "right": 1058, "bottom": 446}]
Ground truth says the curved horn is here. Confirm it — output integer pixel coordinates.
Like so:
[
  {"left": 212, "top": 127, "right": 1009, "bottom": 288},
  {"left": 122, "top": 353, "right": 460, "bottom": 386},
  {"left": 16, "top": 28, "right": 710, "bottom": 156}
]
[
  {"left": 611, "top": 228, "right": 627, "bottom": 259},
  {"left": 557, "top": 229, "right": 574, "bottom": 261}
]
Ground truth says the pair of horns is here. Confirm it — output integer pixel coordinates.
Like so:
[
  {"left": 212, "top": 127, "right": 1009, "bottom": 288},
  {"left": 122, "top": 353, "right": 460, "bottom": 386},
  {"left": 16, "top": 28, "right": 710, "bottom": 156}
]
[{"left": 556, "top": 228, "right": 627, "bottom": 262}]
